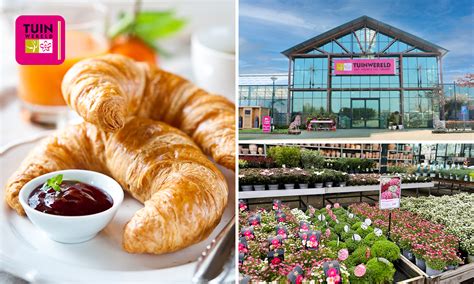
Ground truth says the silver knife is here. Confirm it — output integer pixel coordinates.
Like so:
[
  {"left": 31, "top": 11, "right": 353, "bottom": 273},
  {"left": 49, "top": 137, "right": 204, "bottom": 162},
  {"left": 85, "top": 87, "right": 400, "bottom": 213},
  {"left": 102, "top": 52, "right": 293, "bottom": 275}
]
[{"left": 192, "top": 216, "right": 235, "bottom": 283}]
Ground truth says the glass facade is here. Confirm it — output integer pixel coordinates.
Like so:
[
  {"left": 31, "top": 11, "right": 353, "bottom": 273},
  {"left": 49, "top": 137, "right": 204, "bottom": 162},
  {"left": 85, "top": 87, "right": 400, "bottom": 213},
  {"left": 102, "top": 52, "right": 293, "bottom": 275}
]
[
  {"left": 238, "top": 78, "right": 289, "bottom": 125},
  {"left": 288, "top": 26, "right": 443, "bottom": 128},
  {"left": 239, "top": 19, "right": 474, "bottom": 128}
]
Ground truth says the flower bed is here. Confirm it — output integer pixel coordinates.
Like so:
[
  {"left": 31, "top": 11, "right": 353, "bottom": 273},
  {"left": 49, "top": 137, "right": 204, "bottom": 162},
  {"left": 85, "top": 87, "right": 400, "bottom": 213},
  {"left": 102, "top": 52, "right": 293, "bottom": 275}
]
[
  {"left": 239, "top": 203, "right": 400, "bottom": 283},
  {"left": 349, "top": 203, "right": 463, "bottom": 275},
  {"left": 401, "top": 193, "right": 474, "bottom": 256}
]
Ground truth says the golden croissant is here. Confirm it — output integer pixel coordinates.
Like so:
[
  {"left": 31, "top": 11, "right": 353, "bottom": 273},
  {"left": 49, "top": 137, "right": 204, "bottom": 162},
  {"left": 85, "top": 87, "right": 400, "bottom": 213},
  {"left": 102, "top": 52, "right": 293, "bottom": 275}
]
[
  {"left": 61, "top": 54, "right": 235, "bottom": 171},
  {"left": 5, "top": 117, "right": 228, "bottom": 254}
]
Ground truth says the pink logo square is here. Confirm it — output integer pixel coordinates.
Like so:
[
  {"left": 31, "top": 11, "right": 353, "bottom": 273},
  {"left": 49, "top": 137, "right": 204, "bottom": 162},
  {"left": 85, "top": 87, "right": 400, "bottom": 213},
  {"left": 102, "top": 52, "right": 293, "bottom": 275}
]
[{"left": 16, "top": 15, "right": 65, "bottom": 65}]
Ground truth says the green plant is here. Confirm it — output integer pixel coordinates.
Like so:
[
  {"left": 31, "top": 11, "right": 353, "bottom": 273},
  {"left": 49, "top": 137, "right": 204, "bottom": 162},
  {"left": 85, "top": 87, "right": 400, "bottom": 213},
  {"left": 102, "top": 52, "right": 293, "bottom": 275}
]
[
  {"left": 327, "top": 240, "right": 347, "bottom": 251},
  {"left": 267, "top": 146, "right": 301, "bottom": 168},
  {"left": 238, "top": 159, "right": 248, "bottom": 169},
  {"left": 371, "top": 240, "right": 400, "bottom": 262},
  {"left": 425, "top": 258, "right": 447, "bottom": 271},
  {"left": 366, "top": 257, "right": 396, "bottom": 283},
  {"left": 310, "top": 170, "right": 325, "bottom": 183},
  {"left": 363, "top": 232, "right": 387, "bottom": 247},
  {"left": 300, "top": 149, "right": 325, "bottom": 169},
  {"left": 347, "top": 245, "right": 371, "bottom": 266},
  {"left": 356, "top": 225, "right": 374, "bottom": 239},
  {"left": 345, "top": 238, "right": 362, "bottom": 253}
]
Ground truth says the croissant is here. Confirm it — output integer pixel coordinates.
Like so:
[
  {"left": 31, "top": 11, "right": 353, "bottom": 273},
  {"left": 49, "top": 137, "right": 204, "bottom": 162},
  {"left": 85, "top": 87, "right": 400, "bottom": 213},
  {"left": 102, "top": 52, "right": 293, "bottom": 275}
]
[
  {"left": 61, "top": 54, "right": 235, "bottom": 171},
  {"left": 5, "top": 117, "right": 228, "bottom": 254}
]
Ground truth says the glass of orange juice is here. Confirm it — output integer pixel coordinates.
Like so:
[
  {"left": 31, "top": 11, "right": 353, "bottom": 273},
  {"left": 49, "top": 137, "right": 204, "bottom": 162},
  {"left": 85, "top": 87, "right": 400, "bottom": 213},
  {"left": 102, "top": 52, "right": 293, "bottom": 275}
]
[{"left": 17, "top": 3, "right": 108, "bottom": 126}]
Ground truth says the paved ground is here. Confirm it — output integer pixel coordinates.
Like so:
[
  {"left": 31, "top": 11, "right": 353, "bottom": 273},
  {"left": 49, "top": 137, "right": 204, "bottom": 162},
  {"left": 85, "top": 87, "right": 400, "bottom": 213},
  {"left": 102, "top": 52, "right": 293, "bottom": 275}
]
[{"left": 239, "top": 129, "right": 474, "bottom": 141}]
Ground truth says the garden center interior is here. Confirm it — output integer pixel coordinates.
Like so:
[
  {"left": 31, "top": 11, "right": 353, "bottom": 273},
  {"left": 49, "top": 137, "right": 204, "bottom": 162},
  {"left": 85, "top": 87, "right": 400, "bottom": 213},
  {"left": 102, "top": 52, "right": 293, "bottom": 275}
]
[
  {"left": 238, "top": 16, "right": 474, "bottom": 129},
  {"left": 238, "top": 142, "right": 474, "bottom": 283}
]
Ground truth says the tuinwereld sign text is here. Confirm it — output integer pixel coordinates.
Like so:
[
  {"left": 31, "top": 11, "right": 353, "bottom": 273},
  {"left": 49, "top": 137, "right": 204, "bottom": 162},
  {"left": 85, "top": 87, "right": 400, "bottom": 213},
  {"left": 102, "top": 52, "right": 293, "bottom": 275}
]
[{"left": 334, "top": 59, "right": 395, "bottom": 75}]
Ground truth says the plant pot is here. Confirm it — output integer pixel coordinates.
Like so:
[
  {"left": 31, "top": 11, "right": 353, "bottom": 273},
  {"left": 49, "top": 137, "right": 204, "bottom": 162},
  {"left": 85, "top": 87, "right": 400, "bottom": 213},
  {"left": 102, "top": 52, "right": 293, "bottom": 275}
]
[
  {"left": 298, "top": 183, "right": 308, "bottom": 189},
  {"left": 415, "top": 257, "right": 426, "bottom": 271},
  {"left": 249, "top": 144, "right": 257, "bottom": 154},
  {"left": 426, "top": 264, "right": 443, "bottom": 276},
  {"left": 415, "top": 173, "right": 421, "bottom": 177},
  {"left": 241, "top": 185, "right": 253, "bottom": 191},
  {"left": 423, "top": 173, "right": 428, "bottom": 177},
  {"left": 430, "top": 173, "right": 436, "bottom": 177},
  {"left": 315, "top": 183, "right": 323, "bottom": 188},
  {"left": 325, "top": 182, "right": 333, "bottom": 188},
  {"left": 402, "top": 249, "right": 415, "bottom": 262},
  {"left": 242, "top": 149, "right": 249, "bottom": 155},
  {"left": 258, "top": 147, "right": 264, "bottom": 155},
  {"left": 268, "top": 184, "right": 279, "bottom": 190},
  {"left": 284, "top": 184, "right": 295, "bottom": 190},
  {"left": 468, "top": 255, "right": 474, "bottom": 263},
  {"left": 446, "top": 264, "right": 458, "bottom": 271},
  {"left": 339, "top": 182, "right": 346, "bottom": 187},
  {"left": 253, "top": 185, "right": 265, "bottom": 191}
]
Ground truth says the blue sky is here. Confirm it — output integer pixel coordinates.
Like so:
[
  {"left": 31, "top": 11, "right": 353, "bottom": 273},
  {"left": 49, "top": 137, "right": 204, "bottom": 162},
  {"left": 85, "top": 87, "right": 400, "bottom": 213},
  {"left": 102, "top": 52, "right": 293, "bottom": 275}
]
[{"left": 239, "top": 0, "right": 474, "bottom": 82}]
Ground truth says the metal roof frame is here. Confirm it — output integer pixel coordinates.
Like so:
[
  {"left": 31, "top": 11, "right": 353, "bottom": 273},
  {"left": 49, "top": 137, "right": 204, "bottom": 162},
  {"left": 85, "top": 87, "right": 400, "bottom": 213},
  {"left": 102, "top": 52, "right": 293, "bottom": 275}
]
[{"left": 281, "top": 16, "right": 448, "bottom": 57}]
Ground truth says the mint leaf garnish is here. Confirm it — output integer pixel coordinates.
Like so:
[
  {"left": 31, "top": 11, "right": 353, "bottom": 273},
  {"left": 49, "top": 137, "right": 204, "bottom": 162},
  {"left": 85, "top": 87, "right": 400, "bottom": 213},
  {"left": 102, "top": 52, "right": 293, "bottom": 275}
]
[{"left": 41, "top": 174, "right": 63, "bottom": 192}]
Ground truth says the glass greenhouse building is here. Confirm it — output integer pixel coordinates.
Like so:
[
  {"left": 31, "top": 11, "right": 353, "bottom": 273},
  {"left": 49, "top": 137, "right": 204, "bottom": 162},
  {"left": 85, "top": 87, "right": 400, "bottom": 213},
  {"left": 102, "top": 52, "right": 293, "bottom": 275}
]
[{"left": 239, "top": 16, "right": 474, "bottom": 129}]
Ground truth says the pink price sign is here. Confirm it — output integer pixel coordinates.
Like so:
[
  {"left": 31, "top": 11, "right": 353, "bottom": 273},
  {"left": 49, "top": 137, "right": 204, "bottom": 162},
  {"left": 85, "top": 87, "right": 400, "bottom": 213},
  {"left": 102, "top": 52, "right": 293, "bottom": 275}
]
[
  {"left": 262, "top": 116, "right": 271, "bottom": 133},
  {"left": 334, "top": 59, "right": 395, "bottom": 75}
]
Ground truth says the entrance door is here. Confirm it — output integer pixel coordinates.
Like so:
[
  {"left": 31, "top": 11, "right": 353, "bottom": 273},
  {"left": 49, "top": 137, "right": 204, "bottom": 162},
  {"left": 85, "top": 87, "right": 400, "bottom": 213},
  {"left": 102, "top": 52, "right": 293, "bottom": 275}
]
[{"left": 351, "top": 99, "right": 380, "bottom": 128}]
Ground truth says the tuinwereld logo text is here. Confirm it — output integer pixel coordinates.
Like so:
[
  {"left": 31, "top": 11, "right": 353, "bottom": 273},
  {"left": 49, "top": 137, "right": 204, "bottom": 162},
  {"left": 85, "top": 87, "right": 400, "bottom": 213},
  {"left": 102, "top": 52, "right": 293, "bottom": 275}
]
[{"left": 16, "top": 15, "right": 65, "bottom": 65}]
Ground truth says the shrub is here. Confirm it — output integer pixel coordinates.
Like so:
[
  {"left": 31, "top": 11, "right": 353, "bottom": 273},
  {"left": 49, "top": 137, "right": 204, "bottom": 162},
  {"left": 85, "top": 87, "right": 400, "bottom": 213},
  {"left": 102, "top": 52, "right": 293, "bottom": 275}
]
[
  {"left": 363, "top": 232, "right": 387, "bottom": 247},
  {"left": 366, "top": 257, "right": 396, "bottom": 284},
  {"left": 347, "top": 245, "right": 371, "bottom": 266},
  {"left": 371, "top": 240, "right": 400, "bottom": 262},
  {"left": 334, "top": 222, "right": 350, "bottom": 235},
  {"left": 300, "top": 149, "right": 325, "bottom": 169},
  {"left": 327, "top": 240, "right": 347, "bottom": 251},
  {"left": 356, "top": 226, "right": 374, "bottom": 239},
  {"left": 267, "top": 146, "right": 301, "bottom": 168},
  {"left": 345, "top": 238, "right": 362, "bottom": 253}
]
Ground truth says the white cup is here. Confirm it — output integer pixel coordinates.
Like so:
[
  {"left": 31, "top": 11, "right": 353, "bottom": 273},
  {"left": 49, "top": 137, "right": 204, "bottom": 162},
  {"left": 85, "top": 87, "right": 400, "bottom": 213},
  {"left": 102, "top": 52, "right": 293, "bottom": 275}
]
[{"left": 191, "top": 26, "right": 235, "bottom": 101}]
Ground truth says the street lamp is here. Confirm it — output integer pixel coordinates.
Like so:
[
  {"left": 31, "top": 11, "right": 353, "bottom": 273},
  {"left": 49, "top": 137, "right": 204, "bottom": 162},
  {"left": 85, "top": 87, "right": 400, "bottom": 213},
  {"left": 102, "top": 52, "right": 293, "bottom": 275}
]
[{"left": 270, "top": 76, "right": 278, "bottom": 129}]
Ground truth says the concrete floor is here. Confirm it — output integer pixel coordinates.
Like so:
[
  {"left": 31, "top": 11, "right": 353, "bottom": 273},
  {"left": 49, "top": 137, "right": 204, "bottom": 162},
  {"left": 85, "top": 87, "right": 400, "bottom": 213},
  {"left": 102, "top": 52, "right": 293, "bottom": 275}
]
[{"left": 239, "top": 128, "right": 474, "bottom": 141}]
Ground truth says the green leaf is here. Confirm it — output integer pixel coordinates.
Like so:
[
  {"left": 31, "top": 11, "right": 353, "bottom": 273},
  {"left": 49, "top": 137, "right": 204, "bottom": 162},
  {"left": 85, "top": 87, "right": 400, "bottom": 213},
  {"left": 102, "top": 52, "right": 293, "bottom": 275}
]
[
  {"left": 108, "top": 10, "right": 186, "bottom": 44},
  {"left": 42, "top": 174, "right": 63, "bottom": 192}
]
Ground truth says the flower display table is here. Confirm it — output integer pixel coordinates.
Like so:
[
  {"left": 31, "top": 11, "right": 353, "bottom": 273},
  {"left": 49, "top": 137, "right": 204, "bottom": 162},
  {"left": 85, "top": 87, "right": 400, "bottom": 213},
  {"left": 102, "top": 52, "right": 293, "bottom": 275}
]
[
  {"left": 239, "top": 183, "right": 434, "bottom": 199},
  {"left": 306, "top": 119, "right": 336, "bottom": 131}
]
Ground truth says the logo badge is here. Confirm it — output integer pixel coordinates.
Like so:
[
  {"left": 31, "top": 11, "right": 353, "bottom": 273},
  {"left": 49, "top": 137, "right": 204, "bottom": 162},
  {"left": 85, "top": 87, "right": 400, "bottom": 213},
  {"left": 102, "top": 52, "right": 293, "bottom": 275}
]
[{"left": 16, "top": 15, "right": 65, "bottom": 65}]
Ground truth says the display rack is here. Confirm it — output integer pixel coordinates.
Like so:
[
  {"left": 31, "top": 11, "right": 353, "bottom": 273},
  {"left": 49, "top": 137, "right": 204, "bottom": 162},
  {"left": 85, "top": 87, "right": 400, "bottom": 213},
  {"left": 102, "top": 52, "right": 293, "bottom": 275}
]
[
  {"left": 239, "top": 182, "right": 434, "bottom": 199},
  {"left": 386, "top": 143, "right": 414, "bottom": 166}
]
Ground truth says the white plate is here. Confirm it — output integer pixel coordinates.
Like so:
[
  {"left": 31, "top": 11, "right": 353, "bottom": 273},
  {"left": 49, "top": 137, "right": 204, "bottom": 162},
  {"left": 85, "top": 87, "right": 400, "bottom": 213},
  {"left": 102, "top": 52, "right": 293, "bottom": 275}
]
[{"left": 0, "top": 133, "right": 235, "bottom": 283}]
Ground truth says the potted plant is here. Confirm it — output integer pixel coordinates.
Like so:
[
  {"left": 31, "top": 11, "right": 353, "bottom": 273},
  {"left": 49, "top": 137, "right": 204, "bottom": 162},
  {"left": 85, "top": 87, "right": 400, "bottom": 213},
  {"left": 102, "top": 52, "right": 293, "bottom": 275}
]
[
  {"left": 425, "top": 253, "right": 446, "bottom": 276},
  {"left": 295, "top": 171, "right": 310, "bottom": 189},
  {"left": 252, "top": 173, "right": 269, "bottom": 191},
  {"left": 266, "top": 170, "right": 279, "bottom": 190},
  {"left": 322, "top": 170, "right": 335, "bottom": 187},
  {"left": 239, "top": 171, "right": 254, "bottom": 191},
  {"left": 412, "top": 244, "right": 426, "bottom": 271},
  {"left": 276, "top": 170, "right": 295, "bottom": 190},
  {"left": 311, "top": 170, "right": 325, "bottom": 188}
]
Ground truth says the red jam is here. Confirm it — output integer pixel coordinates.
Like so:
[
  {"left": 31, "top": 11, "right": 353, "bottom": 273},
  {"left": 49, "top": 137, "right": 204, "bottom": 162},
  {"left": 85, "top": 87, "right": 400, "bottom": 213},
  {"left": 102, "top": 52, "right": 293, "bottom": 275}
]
[{"left": 28, "top": 180, "right": 113, "bottom": 216}]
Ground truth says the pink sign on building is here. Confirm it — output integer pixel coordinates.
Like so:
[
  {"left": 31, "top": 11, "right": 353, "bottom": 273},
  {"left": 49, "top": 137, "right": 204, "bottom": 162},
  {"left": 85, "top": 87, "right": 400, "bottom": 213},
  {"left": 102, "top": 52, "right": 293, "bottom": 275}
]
[
  {"left": 334, "top": 59, "right": 395, "bottom": 75},
  {"left": 262, "top": 116, "right": 271, "bottom": 133}
]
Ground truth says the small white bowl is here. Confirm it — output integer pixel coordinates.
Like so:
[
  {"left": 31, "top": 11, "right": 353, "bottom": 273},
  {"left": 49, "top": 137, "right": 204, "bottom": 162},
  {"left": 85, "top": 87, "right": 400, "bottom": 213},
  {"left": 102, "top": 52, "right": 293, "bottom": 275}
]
[{"left": 19, "top": 169, "right": 124, "bottom": 244}]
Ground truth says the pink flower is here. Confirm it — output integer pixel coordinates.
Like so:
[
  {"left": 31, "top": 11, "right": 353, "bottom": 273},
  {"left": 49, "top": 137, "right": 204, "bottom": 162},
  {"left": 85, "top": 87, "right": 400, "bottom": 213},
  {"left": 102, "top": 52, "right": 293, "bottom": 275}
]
[
  {"left": 271, "top": 257, "right": 281, "bottom": 265},
  {"left": 278, "top": 217, "right": 285, "bottom": 222},
  {"left": 325, "top": 228, "right": 331, "bottom": 237},
  {"left": 295, "top": 274, "right": 303, "bottom": 284},
  {"left": 271, "top": 239, "right": 280, "bottom": 247},
  {"left": 381, "top": 191, "right": 393, "bottom": 200},
  {"left": 251, "top": 219, "right": 259, "bottom": 226},
  {"left": 326, "top": 204, "right": 332, "bottom": 210},
  {"left": 338, "top": 249, "right": 348, "bottom": 261},
  {"left": 328, "top": 267, "right": 338, "bottom": 277},
  {"left": 354, "top": 264, "right": 366, "bottom": 277},
  {"left": 334, "top": 203, "right": 340, "bottom": 208}
]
